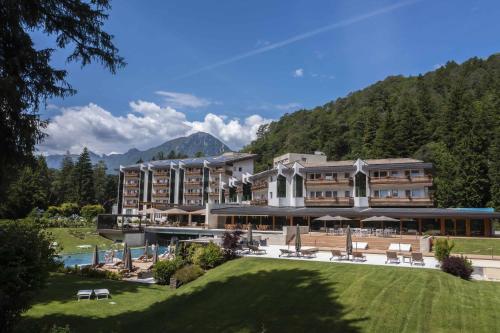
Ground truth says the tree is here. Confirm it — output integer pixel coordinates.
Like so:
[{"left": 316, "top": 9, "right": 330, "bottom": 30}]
[
  {"left": 155, "top": 151, "right": 166, "bottom": 160},
  {"left": 0, "top": 0, "right": 125, "bottom": 209},
  {"left": 136, "top": 158, "right": 144, "bottom": 163},
  {"left": 0, "top": 220, "right": 57, "bottom": 332},
  {"left": 194, "top": 151, "right": 204, "bottom": 158},
  {"left": 93, "top": 161, "right": 107, "bottom": 204},
  {"left": 167, "top": 150, "right": 177, "bottom": 159},
  {"left": 53, "top": 152, "right": 76, "bottom": 204},
  {"left": 372, "top": 109, "right": 397, "bottom": 157},
  {"left": 103, "top": 175, "right": 118, "bottom": 212},
  {"left": 74, "top": 148, "right": 95, "bottom": 206}
]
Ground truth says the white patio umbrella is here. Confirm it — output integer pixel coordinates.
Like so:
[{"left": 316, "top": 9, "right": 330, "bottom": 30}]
[{"left": 314, "top": 215, "right": 351, "bottom": 230}]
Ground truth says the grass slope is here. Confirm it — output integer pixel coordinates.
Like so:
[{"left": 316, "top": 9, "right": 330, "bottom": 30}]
[
  {"left": 47, "top": 228, "right": 114, "bottom": 254},
  {"left": 448, "top": 237, "right": 500, "bottom": 256},
  {"left": 17, "top": 258, "right": 500, "bottom": 333}
]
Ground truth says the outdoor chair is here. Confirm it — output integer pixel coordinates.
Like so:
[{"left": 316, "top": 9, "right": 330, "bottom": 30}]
[
  {"left": 300, "top": 248, "right": 318, "bottom": 258},
  {"left": 330, "top": 250, "right": 347, "bottom": 261},
  {"left": 94, "top": 289, "right": 110, "bottom": 300},
  {"left": 385, "top": 251, "right": 400, "bottom": 264},
  {"left": 77, "top": 290, "right": 93, "bottom": 301},
  {"left": 411, "top": 252, "right": 425, "bottom": 266},
  {"left": 279, "top": 249, "right": 295, "bottom": 257},
  {"left": 248, "top": 244, "right": 267, "bottom": 255},
  {"left": 352, "top": 252, "right": 367, "bottom": 262}
]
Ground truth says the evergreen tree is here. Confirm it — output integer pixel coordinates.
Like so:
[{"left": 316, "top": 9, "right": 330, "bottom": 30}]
[
  {"left": 74, "top": 148, "right": 95, "bottom": 206},
  {"left": 372, "top": 109, "right": 397, "bottom": 157},
  {"left": 394, "top": 95, "right": 426, "bottom": 156},
  {"left": 488, "top": 131, "right": 500, "bottom": 209},
  {"left": 194, "top": 151, "right": 204, "bottom": 158},
  {"left": 54, "top": 152, "right": 76, "bottom": 204},
  {"left": 167, "top": 150, "right": 177, "bottom": 159},
  {"left": 93, "top": 161, "right": 107, "bottom": 204}
]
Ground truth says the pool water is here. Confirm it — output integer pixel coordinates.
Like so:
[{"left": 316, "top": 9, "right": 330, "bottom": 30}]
[{"left": 60, "top": 246, "right": 168, "bottom": 267}]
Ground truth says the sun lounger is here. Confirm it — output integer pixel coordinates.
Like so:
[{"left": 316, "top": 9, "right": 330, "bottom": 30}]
[
  {"left": 411, "top": 252, "right": 425, "bottom": 266},
  {"left": 352, "top": 252, "right": 367, "bottom": 262},
  {"left": 330, "top": 250, "right": 348, "bottom": 261},
  {"left": 94, "top": 289, "right": 110, "bottom": 300},
  {"left": 248, "top": 244, "right": 266, "bottom": 254},
  {"left": 388, "top": 243, "right": 412, "bottom": 252},
  {"left": 353, "top": 242, "right": 368, "bottom": 250},
  {"left": 300, "top": 248, "right": 318, "bottom": 258},
  {"left": 279, "top": 249, "right": 295, "bottom": 257},
  {"left": 385, "top": 251, "right": 400, "bottom": 264},
  {"left": 77, "top": 290, "right": 93, "bottom": 301}
]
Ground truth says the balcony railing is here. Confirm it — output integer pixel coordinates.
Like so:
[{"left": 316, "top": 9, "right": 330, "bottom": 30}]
[
  {"left": 153, "top": 193, "right": 169, "bottom": 197},
  {"left": 251, "top": 182, "right": 268, "bottom": 191},
  {"left": 124, "top": 171, "right": 140, "bottom": 177},
  {"left": 305, "top": 178, "right": 351, "bottom": 186},
  {"left": 369, "top": 197, "right": 433, "bottom": 207},
  {"left": 123, "top": 193, "right": 139, "bottom": 197},
  {"left": 184, "top": 192, "right": 202, "bottom": 197},
  {"left": 124, "top": 182, "right": 139, "bottom": 187},
  {"left": 250, "top": 199, "right": 268, "bottom": 205},
  {"left": 304, "top": 197, "right": 353, "bottom": 206},
  {"left": 185, "top": 169, "right": 203, "bottom": 175},
  {"left": 370, "top": 175, "right": 433, "bottom": 185},
  {"left": 153, "top": 171, "right": 169, "bottom": 176},
  {"left": 184, "top": 180, "right": 202, "bottom": 186}
]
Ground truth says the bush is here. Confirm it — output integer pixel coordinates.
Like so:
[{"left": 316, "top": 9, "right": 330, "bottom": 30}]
[
  {"left": 60, "top": 203, "right": 80, "bottom": 217},
  {"left": 434, "top": 238, "right": 454, "bottom": 262},
  {"left": 58, "top": 265, "right": 122, "bottom": 280},
  {"left": 80, "top": 204, "right": 105, "bottom": 222},
  {"left": 173, "top": 264, "right": 204, "bottom": 285},
  {"left": 153, "top": 258, "right": 183, "bottom": 285},
  {"left": 48, "top": 324, "right": 71, "bottom": 333},
  {"left": 46, "top": 206, "right": 62, "bottom": 217},
  {"left": 0, "top": 220, "right": 58, "bottom": 332},
  {"left": 441, "top": 255, "right": 473, "bottom": 280},
  {"left": 192, "top": 243, "right": 224, "bottom": 269}
]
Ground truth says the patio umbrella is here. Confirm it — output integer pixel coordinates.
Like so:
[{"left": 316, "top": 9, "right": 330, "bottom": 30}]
[
  {"left": 346, "top": 225, "right": 353, "bottom": 260},
  {"left": 248, "top": 223, "right": 253, "bottom": 245},
  {"left": 91, "top": 245, "right": 99, "bottom": 267},
  {"left": 314, "top": 215, "right": 351, "bottom": 229},
  {"left": 122, "top": 242, "right": 128, "bottom": 264},
  {"left": 144, "top": 240, "right": 149, "bottom": 257},
  {"left": 152, "top": 243, "right": 159, "bottom": 265},
  {"left": 360, "top": 216, "right": 400, "bottom": 222},
  {"left": 124, "top": 247, "right": 133, "bottom": 271},
  {"left": 295, "top": 224, "right": 302, "bottom": 253}
]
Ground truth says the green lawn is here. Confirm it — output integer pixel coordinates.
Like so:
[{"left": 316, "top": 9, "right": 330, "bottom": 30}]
[
  {"left": 47, "top": 228, "right": 114, "bottom": 254},
  {"left": 444, "top": 237, "right": 500, "bottom": 256},
  {"left": 16, "top": 258, "right": 500, "bottom": 333}
]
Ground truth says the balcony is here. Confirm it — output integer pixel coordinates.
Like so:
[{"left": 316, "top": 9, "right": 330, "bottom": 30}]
[
  {"left": 251, "top": 182, "right": 268, "bottom": 191},
  {"left": 369, "top": 197, "right": 433, "bottom": 207},
  {"left": 153, "top": 170, "right": 169, "bottom": 176},
  {"left": 250, "top": 199, "right": 268, "bottom": 206},
  {"left": 185, "top": 169, "right": 203, "bottom": 175},
  {"left": 305, "top": 178, "right": 351, "bottom": 186},
  {"left": 123, "top": 192, "right": 139, "bottom": 197},
  {"left": 123, "top": 203, "right": 138, "bottom": 208},
  {"left": 124, "top": 171, "right": 140, "bottom": 177},
  {"left": 153, "top": 192, "right": 169, "bottom": 197},
  {"left": 304, "top": 197, "right": 353, "bottom": 207},
  {"left": 124, "top": 182, "right": 139, "bottom": 188},
  {"left": 153, "top": 182, "right": 169, "bottom": 187},
  {"left": 184, "top": 192, "right": 202, "bottom": 197},
  {"left": 184, "top": 180, "right": 202, "bottom": 186},
  {"left": 370, "top": 175, "right": 433, "bottom": 186}
]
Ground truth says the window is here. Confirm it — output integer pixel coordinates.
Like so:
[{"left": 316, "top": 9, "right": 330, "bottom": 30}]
[
  {"left": 380, "top": 189, "right": 390, "bottom": 198},
  {"left": 373, "top": 171, "right": 379, "bottom": 178},
  {"left": 354, "top": 172, "right": 367, "bottom": 197},
  {"left": 411, "top": 189, "right": 422, "bottom": 197},
  {"left": 316, "top": 191, "right": 323, "bottom": 197},
  {"left": 325, "top": 172, "right": 334, "bottom": 180},
  {"left": 344, "top": 172, "right": 350, "bottom": 179},
  {"left": 374, "top": 190, "right": 380, "bottom": 198},
  {"left": 242, "top": 183, "right": 252, "bottom": 201},
  {"left": 411, "top": 170, "right": 420, "bottom": 176},
  {"left": 277, "top": 175, "right": 287, "bottom": 198},
  {"left": 392, "top": 189, "right": 399, "bottom": 197},
  {"left": 270, "top": 192, "right": 273, "bottom": 199},
  {"left": 345, "top": 191, "right": 350, "bottom": 197},
  {"left": 380, "top": 171, "right": 388, "bottom": 177},
  {"left": 391, "top": 170, "right": 399, "bottom": 176},
  {"left": 302, "top": 158, "right": 307, "bottom": 162},
  {"left": 238, "top": 167, "right": 242, "bottom": 172},
  {"left": 405, "top": 190, "right": 411, "bottom": 198},
  {"left": 293, "top": 174, "right": 303, "bottom": 197},
  {"left": 405, "top": 170, "right": 411, "bottom": 177},
  {"left": 325, "top": 191, "right": 332, "bottom": 198}
]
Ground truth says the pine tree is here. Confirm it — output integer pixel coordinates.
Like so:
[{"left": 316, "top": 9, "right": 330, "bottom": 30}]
[
  {"left": 488, "top": 131, "right": 500, "bottom": 209},
  {"left": 54, "top": 151, "right": 76, "bottom": 204},
  {"left": 74, "top": 148, "right": 95, "bottom": 206},
  {"left": 394, "top": 95, "right": 426, "bottom": 156},
  {"left": 167, "top": 150, "right": 177, "bottom": 159},
  {"left": 93, "top": 161, "right": 107, "bottom": 204},
  {"left": 372, "top": 110, "right": 397, "bottom": 157}
]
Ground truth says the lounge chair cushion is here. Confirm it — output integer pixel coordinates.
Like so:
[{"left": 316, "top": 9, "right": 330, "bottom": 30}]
[
  {"left": 77, "top": 290, "right": 93, "bottom": 300},
  {"left": 388, "top": 243, "right": 411, "bottom": 252},
  {"left": 353, "top": 242, "right": 368, "bottom": 250},
  {"left": 94, "top": 289, "right": 110, "bottom": 299}
]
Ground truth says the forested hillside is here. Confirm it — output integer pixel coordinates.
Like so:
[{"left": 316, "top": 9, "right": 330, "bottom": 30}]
[{"left": 244, "top": 54, "right": 500, "bottom": 209}]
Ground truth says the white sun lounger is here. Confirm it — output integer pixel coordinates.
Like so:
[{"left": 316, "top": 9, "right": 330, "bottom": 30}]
[
  {"left": 353, "top": 242, "right": 368, "bottom": 250},
  {"left": 388, "top": 243, "right": 412, "bottom": 252},
  {"left": 77, "top": 290, "right": 93, "bottom": 301},
  {"left": 94, "top": 289, "right": 110, "bottom": 300}
]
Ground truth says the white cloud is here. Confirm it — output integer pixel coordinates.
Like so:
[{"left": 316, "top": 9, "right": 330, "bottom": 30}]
[
  {"left": 293, "top": 68, "right": 304, "bottom": 78},
  {"left": 38, "top": 101, "right": 271, "bottom": 155},
  {"left": 249, "top": 102, "right": 301, "bottom": 112},
  {"left": 155, "top": 91, "right": 213, "bottom": 108},
  {"left": 433, "top": 63, "right": 444, "bottom": 70}
]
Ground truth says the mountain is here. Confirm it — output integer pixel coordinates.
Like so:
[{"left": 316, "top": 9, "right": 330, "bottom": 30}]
[
  {"left": 244, "top": 54, "right": 500, "bottom": 209},
  {"left": 46, "top": 132, "right": 232, "bottom": 172}
]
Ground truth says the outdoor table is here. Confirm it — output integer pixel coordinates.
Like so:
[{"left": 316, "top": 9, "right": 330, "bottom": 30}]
[{"left": 400, "top": 253, "right": 412, "bottom": 264}]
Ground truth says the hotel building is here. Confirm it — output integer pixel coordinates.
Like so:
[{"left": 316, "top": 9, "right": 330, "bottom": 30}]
[{"left": 113, "top": 152, "right": 499, "bottom": 238}]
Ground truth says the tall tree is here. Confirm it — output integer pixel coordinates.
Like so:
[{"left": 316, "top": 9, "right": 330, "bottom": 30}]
[
  {"left": 74, "top": 148, "right": 95, "bottom": 206},
  {"left": 93, "top": 161, "right": 107, "bottom": 204},
  {"left": 372, "top": 109, "right": 397, "bottom": 157},
  {"left": 53, "top": 152, "right": 76, "bottom": 204},
  {"left": 0, "top": 0, "right": 125, "bottom": 208}
]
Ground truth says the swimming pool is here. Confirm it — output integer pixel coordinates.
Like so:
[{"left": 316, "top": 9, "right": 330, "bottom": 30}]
[{"left": 60, "top": 246, "right": 168, "bottom": 267}]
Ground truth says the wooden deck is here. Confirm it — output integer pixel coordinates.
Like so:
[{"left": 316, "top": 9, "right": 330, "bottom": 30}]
[{"left": 300, "top": 232, "right": 422, "bottom": 253}]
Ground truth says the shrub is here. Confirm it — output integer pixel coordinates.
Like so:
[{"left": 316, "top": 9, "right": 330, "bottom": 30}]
[
  {"left": 222, "top": 231, "right": 243, "bottom": 260},
  {"left": 48, "top": 324, "right": 71, "bottom": 333},
  {"left": 153, "top": 258, "right": 183, "bottom": 285},
  {"left": 46, "top": 206, "right": 62, "bottom": 217},
  {"left": 441, "top": 255, "right": 473, "bottom": 280},
  {"left": 173, "top": 264, "right": 204, "bottom": 285},
  {"left": 60, "top": 203, "right": 80, "bottom": 217},
  {"left": 80, "top": 204, "right": 105, "bottom": 222},
  {"left": 58, "top": 265, "right": 122, "bottom": 280},
  {"left": 192, "top": 243, "right": 224, "bottom": 269},
  {"left": 434, "top": 238, "right": 454, "bottom": 262}
]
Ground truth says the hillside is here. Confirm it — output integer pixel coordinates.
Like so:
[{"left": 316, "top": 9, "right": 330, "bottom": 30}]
[
  {"left": 244, "top": 54, "right": 500, "bottom": 209},
  {"left": 46, "top": 132, "right": 231, "bottom": 172}
]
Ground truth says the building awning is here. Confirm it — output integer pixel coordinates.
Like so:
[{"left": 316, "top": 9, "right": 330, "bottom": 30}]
[{"left": 209, "top": 205, "right": 500, "bottom": 219}]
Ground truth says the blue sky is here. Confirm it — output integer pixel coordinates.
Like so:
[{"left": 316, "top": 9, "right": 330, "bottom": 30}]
[{"left": 35, "top": 0, "right": 500, "bottom": 155}]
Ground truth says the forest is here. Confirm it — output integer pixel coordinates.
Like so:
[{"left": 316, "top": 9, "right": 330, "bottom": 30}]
[{"left": 244, "top": 54, "right": 500, "bottom": 209}]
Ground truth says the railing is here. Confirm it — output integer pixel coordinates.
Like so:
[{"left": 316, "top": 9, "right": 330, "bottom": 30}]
[
  {"left": 97, "top": 214, "right": 144, "bottom": 233},
  {"left": 184, "top": 192, "right": 202, "bottom": 197},
  {"left": 185, "top": 169, "right": 203, "bottom": 175},
  {"left": 370, "top": 175, "right": 433, "bottom": 185},
  {"left": 153, "top": 182, "right": 169, "bottom": 186},
  {"left": 124, "top": 171, "right": 140, "bottom": 177},
  {"left": 123, "top": 193, "right": 139, "bottom": 197},
  {"left": 153, "top": 171, "right": 169, "bottom": 176},
  {"left": 251, "top": 182, "right": 268, "bottom": 190},
  {"left": 304, "top": 197, "right": 353, "bottom": 206},
  {"left": 184, "top": 180, "right": 202, "bottom": 186},
  {"left": 250, "top": 199, "right": 268, "bottom": 205},
  {"left": 369, "top": 197, "right": 433, "bottom": 206},
  {"left": 124, "top": 182, "right": 139, "bottom": 187},
  {"left": 153, "top": 193, "right": 169, "bottom": 197},
  {"left": 305, "top": 178, "right": 351, "bottom": 185}
]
